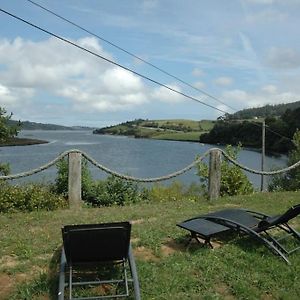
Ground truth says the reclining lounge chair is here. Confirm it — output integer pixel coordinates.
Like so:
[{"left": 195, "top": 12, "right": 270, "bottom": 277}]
[
  {"left": 58, "top": 221, "right": 141, "bottom": 300},
  {"left": 177, "top": 204, "right": 300, "bottom": 264}
]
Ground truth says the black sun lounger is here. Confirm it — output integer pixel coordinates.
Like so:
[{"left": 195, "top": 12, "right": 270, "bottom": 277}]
[
  {"left": 58, "top": 221, "right": 141, "bottom": 300},
  {"left": 177, "top": 204, "right": 300, "bottom": 264}
]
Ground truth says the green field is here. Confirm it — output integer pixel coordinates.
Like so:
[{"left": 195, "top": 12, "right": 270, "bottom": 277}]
[
  {"left": 0, "top": 191, "right": 299, "bottom": 299},
  {"left": 94, "top": 119, "right": 215, "bottom": 142}
]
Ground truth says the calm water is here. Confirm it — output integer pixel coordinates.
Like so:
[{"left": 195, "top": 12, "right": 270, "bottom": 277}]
[{"left": 0, "top": 130, "right": 287, "bottom": 188}]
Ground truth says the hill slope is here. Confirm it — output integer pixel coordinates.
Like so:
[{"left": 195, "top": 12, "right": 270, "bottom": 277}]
[
  {"left": 93, "top": 119, "right": 215, "bottom": 142},
  {"left": 230, "top": 100, "right": 300, "bottom": 119}
]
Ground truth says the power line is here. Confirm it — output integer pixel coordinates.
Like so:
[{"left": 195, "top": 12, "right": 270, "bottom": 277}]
[
  {"left": 0, "top": 7, "right": 295, "bottom": 145},
  {"left": 24, "top": 0, "right": 293, "bottom": 143},
  {"left": 0, "top": 7, "right": 231, "bottom": 115},
  {"left": 25, "top": 0, "right": 237, "bottom": 112}
]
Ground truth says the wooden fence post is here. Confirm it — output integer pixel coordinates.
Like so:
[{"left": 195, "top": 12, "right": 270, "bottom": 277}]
[
  {"left": 208, "top": 149, "right": 221, "bottom": 200},
  {"left": 68, "top": 152, "right": 82, "bottom": 209}
]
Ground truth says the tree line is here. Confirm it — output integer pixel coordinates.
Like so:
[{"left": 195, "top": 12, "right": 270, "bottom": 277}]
[{"left": 200, "top": 107, "right": 300, "bottom": 154}]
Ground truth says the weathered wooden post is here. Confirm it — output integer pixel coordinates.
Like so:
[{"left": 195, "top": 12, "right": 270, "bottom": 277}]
[
  {"left": 68, "top": 152, "right": 82, "bottom": 209},
  {"left": 208, "top": 149, "right": 221, "bottom": 200}
]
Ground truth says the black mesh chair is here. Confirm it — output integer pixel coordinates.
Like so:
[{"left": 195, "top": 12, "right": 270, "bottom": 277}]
[
  {"left": 58, "top": 221, "right": 141, "bottom": 299},
  {"left": 177, "top": 204, "right": 300, "bottom": 264}
]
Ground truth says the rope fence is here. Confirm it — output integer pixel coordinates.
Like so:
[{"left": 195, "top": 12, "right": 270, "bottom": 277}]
[
  {"left": 1, "top": 148, "right": 300, "bottom": 181},
  {"left": 1, "top": 148, "right": 300, "bottom": 205}
]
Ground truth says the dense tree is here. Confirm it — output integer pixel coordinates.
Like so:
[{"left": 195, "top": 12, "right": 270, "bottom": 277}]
[
  {"left": 269, "top": 130, "right": 300, "bottom": 191},
  {"left": 200, "top": 105, "right": 300, "bottom": 153},
  {"left": 0, "top": 107, "right": 20, "bottom": 175},
  {"left": 0, "top": 107, "right": 20, "bottom": 142}
]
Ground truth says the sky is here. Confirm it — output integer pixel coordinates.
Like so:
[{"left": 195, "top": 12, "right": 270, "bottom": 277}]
[{"left": 0, "top": 0, "right": 300, "bottom": 127}]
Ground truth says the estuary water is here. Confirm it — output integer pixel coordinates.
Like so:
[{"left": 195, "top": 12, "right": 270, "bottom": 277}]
[{"left": 0, "top": 130, "right": 287, "bottom": 188}]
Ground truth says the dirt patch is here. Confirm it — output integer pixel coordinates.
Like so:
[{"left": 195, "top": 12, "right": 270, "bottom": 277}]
[
  {"left": 131, "top": 238, "right": 140, "bottom": 244},
  {"left": 161, "top": 238, "right": 186, "bottom": 257},
  {"left": 261, "top": 293, "right": 276, "bottom": 300},
  {"left": 147, "top": 217, "right": 157, "bottom": 222},
  {"left": 131, "top": 219, "right": 144, "bottom": 225},
  {"left": 0, "top": 255, "right": 19, "bottom": 268},
  {"left": 133, "top": 246, "right": 159, "bottom": 262},
  {"left": 215, "top": 283, "right": 236, "bottom": 299},
  {"left": 0, "top": 273, "right": 14, "bottom": 299}
]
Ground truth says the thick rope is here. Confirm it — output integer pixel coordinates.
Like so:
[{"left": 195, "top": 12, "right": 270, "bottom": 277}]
[
  {"left": 0, "top": 149, "right": 76, "bottom": 180},
  {"left": 81, "top": 150, "right": 209, "bottom": 182},
  {"left": 217, "top": 148, "right": 300, "bottom": 175},
  {"left": 1, "top": 148, "right": 299, "bottom": 181}
]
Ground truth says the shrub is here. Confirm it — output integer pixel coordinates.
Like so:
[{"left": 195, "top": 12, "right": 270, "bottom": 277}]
[
  {"left": 269, "top": 130, "right": 300, "bottom": 191},
  {"left": 0, "top": 162, "right": 10, "bottom": 176},
  {"left": 197, "top": 144, "right": 254, "bottom": 197},
  {"left": 53, "top": 157, "right": 93, "bottom": 199},
  {"left": 86, "top": 176, "right": 149, "bottom": 207},
  {"left": 0, "top": 183, "right": 67, "bottom": 213}
]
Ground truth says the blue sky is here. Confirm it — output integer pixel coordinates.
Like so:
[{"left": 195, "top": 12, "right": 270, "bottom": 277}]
[{"left": 0, "top": 0, "right": 300, "bottom": 127}]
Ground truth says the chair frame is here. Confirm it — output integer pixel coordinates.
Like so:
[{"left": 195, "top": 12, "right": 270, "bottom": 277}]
[
  {"left": 58, "top": 222, "right": 141, "bottom": 300},
  {"left": 178, "top": 205, "right": 300, "bottom": 264}
]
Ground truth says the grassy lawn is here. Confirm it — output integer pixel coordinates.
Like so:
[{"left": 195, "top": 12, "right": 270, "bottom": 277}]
[
  {"left": 0, "top": 191, "right": 299, "bottom": 299},
  {"left": 152, "top": 131, "right": 204, "bottom": 141}
]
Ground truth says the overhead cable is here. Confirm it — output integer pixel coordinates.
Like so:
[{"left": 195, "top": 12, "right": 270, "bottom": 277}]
[
  {"left": 0, "top": 7, "right": 232, "bottom": 115},
  {"left": 25, "top": 0, "right": 237, "bottom": 112}
]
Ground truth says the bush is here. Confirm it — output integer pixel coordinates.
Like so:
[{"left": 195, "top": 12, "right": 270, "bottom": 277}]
[
  {"left": 0, "top": 183, "right": 67, "bottom": 213},
  {"left": 269, "top": 130, "right": 300, "bottom": 191},
  {"left": 197, "top": 144, "right": 254, "bottom": 197},
  {"left": 149, "top": 181, "right": 202, "bottom": 202},
  {"left": 53, "top": 157, "right": 93, "bottom": 199},
  {"left": 86, "top": 176, "right": 149, "bottom": 207}
]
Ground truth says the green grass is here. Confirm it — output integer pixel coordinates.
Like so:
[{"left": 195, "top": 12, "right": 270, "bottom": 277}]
[
  {"left": 0, "top": 191, "right": 299, "bottom": 299},
  {"left": 152, "top": 131, "right": 204, "bottom": 141}
]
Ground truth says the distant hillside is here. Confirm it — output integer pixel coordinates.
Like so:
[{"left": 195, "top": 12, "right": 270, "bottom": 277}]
[
  {"left": 93, "top": 119, "right": 215, "bottom": 142},
  {"left": 201, "top": 106, "right": 300, "bottom": 153},
  {"left": 229, "top": 101, "right": 300, "bottom": 119},
  {"left": 8, "top": 120, "right": 92, "bottom": 130}
]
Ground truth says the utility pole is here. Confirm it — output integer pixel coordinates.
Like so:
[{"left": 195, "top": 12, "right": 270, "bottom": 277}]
[{"left": 261, "top": 120, "right": 265, "bottom": 191}]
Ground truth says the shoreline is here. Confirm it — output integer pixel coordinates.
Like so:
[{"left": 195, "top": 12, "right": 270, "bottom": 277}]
[{"left": 0, "top": 137, "right": 48, "bottom": 147}]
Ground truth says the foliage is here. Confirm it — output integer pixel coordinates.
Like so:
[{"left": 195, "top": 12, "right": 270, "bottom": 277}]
[
  {"left": 200, "top": 116, "right": 294, "bottom": 153},
  {"left": 0, "top": 162, "right": 10, "bottom": 176},
  {"left": 0, "top": 106, "right": 21, "bottom": 176},
  {"left": 269, "top": 130, "right": 300, "bottom": 191},
  {"left": 149, "top": 181, "right": 202, "bottom": 202},
  {"left": 0, "top": 182, "right": 67, "bottom": 213},
  {"left": 0, "top": 107, "right": 20, "bottom": 143},
  {"left": 229, "top": 100, "right": 300, "bottom": 119},
  {"left": 53, "top": 158, "right": 149, "bottom": 206},
  {"left": 53, "top": 157, "right": 94, "bottom": 199},
  {"left": 86, "top": 176, "right": 149, "bottom": 207},
  {"left": 197, "top": 144, "right": 254, "bottom": 197}
]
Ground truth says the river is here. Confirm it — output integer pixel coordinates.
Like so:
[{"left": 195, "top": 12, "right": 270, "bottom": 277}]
[{"left": 0, "top": 130, "right": 287, "bottom": 188}]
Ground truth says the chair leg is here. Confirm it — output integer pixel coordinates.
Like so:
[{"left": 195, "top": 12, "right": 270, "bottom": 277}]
[
  {"left": 128, "top": 244, "right": 141, "bottom": 300},
  {"left": 58, "top": 248, "right": 66, "bottom": 300},
  {"left": 69, "top": 265, "right": 72, "bottom": 300}
]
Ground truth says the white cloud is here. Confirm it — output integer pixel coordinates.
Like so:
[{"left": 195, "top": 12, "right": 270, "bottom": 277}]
[
  {"left": 214, "top": 77, "right": 234, "bottom": 87},
  {"left": 244, "top": 0, "right": 275, "bottom": 4},
  {"left": 192, "top": 68, "right": 205, "bottom": 77},
  {"left": 194, "top": 81, "right": 206, "bottom": 89},
  {"left": 222, "top": 87, "right": 299, "bottom": 108},
  {"left": 265, "top": 47, "right": 300, "bottom": 69},
  {"left": 261, "top": 85, "right": 277, "bottom": 93},
  {"left": 0, "top": 37, "right": 151, "bottom": 113},
  {"left": 245, "top": 9, "right": 287, "bottom": 23},
  {"left": 152, "top": 84, "right": 184, "bottom": 103}
]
